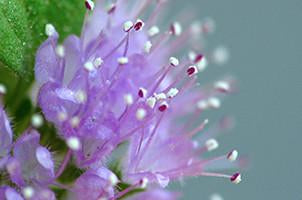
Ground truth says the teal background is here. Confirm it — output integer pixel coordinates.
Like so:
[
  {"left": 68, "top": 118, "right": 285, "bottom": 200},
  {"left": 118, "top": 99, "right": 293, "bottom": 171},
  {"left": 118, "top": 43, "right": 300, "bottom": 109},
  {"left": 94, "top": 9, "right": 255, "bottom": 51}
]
[{"left": 171, "top": 0, "right": 302, "bottom": 199}]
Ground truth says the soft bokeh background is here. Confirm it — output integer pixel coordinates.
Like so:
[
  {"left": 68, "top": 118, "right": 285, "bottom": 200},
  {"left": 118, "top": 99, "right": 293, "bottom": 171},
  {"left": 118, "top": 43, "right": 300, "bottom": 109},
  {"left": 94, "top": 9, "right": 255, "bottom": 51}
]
[{"left": 170, "top": 0, "right": 302, "bottom": 199}]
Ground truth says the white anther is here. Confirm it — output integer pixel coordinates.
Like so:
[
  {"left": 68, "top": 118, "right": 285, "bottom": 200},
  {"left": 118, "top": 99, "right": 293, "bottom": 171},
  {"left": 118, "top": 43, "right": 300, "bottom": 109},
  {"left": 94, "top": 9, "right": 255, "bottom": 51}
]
[
  {"left": 123, "top": 21, "right": 134, "bottom": 32},
  {"left": 231, "top": 173, "right": 242, "bottom": 184},
  {"left": 139, "top": 178, "right": 149, "bottom": 189},
  {"left": 45, "top": 24, "right": 56, "bottom": 37},
  {"left": 31, "top": 114, "right": 43, "bottom": 128},
  {"left": 94, "top": 57, "right": 103, "bottom": 68},
  {"left": 210, "top": 193, "right": 224, "bottom": 200},
  {"left": 55, "top": 45, "right": 65, "bottom": 58},
  {"left": 188, "top": 51, "right": 197, "bottom": 62},
  {"left": 169, "top": 57, "right": 179, "bottom": 67},
  {"left": 214, "top": 81, "right": 230, "bottom": 92},
  {"left": 124, "top": 94, "right": 134, "bottom": 105},
  {"left": 57, "top": 111, "right": 68, "bottom": 121},
  {"left": 70, "top": 116, "right": 80, "bottom": 128},
  {"left": 134, "top": 19, "right": 144, "bottom": 31},
  {"left": 208, "top": 97, "right": 221, "bottom": 109},
  {"left": 171, "top": 22, "right": 182, "bottom": 36},
  {"left": 197, "top": 100, "right": 209, "bottom": 110},
  {"left": 146, "top": 97, "right": 156, "bottom": 109},
  {"left": 75, "top": 90, "right": 87, "bottom": 103},
  {"left": 22, "top": 186, "right": 35, "bottom": 198},
  {"left": 67, "top": 136, "right": 81, "bottom": 151},
  {"left": 154, "top": 93, "right": 166, "bottom": 100},
  {"left": 117, "top": 57, "right": 129, "bottom": 65},
  {"left": 84, "top": 61, "right": 95, "bottom": 72},
  {"left": 138, "top": 87, "right": 148, "bottom": 98},
  {"left": 85, "top": 0, "right": 95, "bottom": 10},
  {"left": 136, "top": 108, "right": 146, "bottom": 120},
  {"left": 0, "top": 84, "right": 6, "bottom": 94},
  {"left": 144, "top": 41, "right": 152, "bottom": 53},
  {"left": 227, "top": 150, "right": 238, "bottom": 162},
  {"left": 109, "top": 173, "right": 119, "bottom": 186},
  {"left": 196, "top": 56, "right": 208, "bottom": 71},
  {"left": 148, "top": 26, "right": 160, "bottom": 37},
  {"left": 166, "top": 88, "right": 179, "bottom": 98},
  {"left": 205, "top": 138, "right": 219, "bottom": 151},
  {"left": 213, "top": 46, "right": 229, "bottom": 65}
]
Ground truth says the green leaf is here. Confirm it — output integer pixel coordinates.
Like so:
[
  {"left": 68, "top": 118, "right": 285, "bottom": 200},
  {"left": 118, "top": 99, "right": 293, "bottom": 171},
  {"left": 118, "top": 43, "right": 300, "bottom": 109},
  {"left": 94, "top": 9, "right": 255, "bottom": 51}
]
[{"left": 0, "top": 0, "right": 85, "bottom": 76}]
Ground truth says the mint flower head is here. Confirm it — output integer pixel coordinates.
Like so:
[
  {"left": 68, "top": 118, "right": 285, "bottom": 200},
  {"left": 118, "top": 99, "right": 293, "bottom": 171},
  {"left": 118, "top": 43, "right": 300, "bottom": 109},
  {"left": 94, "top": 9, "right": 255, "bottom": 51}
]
[{"left": 0, "top": 0, "right": 242, "bottom": 199}]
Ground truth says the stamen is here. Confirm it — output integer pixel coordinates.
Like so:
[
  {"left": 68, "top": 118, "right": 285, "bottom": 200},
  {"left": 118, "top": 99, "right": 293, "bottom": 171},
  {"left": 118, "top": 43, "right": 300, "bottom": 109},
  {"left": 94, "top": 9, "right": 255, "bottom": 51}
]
[
  {"left": 187, "top": 65, "right": 198, "bottom": 76},
  {"left": 136, "top": 108, "right": 147, "bottom": 120},
  {"left": 227, "top": 149, "right": 239, "bottom": 162},
  {"left": 230, "top": 172, "right": 242, "bottom": 184},
  {"left": 84, "top": 61, "right": 95, "bottom": 72},
  {"left": 85, "top": 0, "right": 95, "bottom": 11},
  {"left": 93, "top": 57, "right": 103, "bottom": 68},
  {"left": 148, "top": 26, "right": 160, "bottom": 37},
  {"left": 55, "top": 45, "right": 65, "bottom": 58},
  {"left": 197, "top": 100, "right": 209, "bottom": 110},
  {"left": 205, "top": 138, "right": 219, "bottom": 151},
  {"left": 67, "top": 137, "right": 81, "bottom": 151},
  {"left": 158, "top": 101, "right": 168, "bottom": 112},
  {"left": 214, "top": 81, "right": 230, "bottom": 93},
  {"left": 139, "top": 177, "right": 149, "bottom": 189},
  {"left": 212, "top": 46, "right": 229, "bottom": 65},
  {"left": 166, "top": 88, "right": 179, "bottom": 98},
  {"left": 123, "top": 21, "right": 134, "bottom": 32},
  {"left": 202, "top": 17, "right": 216, "bottom": 34},
  {"left": 208, "top": 97, "right": 221, "bottom": 109},
  {"left": 107, "top": 3, "right": 116, "bottom": 14},
  {"left": 31, "top": 114, "right": 44, "bottom": 128},
  {"left": 117, "top": 56, "right": 129, "bottom": 65},
  {"left": 146, "top": 97, "right": 156, "bottom": 108},
  {"left": 186, "top": 119, "right": 209, "bottom": 137},
  {"left": 22, "top": 186, "right": 35, "bottom": 199},
  {"left": 134, "top": 19, "right": 145, "bottom": 31},
  {"left": 144, "top": 41, "right": 152, "bottom": 53},
  {"left": 196, "top": 56, "right": 208, "bottom": 71},
  {"left": 45, "top": 24, "right": 56, "bottom": 37},
  {"left": 170, "top": 22, "right": 182, "bottom": 36},
  {"left": 109, "top": 173, "right": 119, "bottom": 186},
  {"left": 138, "top": 87, "right": 148, "bottom": 98},
  {"left": 154, "top": 92, "right": 166, "bottom": 100},
  {"left": 57, "top": 112, "right": 68, "bottom": 122},
  {"left": 70, "top": 116, "right": 80, "bottom": 128},
  {"left": 169, "top": 56, "right": 179, "bottom": 67},
  {"left": 75, "top": 90, "right": 87, "bottom": 103},
  {"left": 124, "top": 94, "right": 134, "bottom": 105}
]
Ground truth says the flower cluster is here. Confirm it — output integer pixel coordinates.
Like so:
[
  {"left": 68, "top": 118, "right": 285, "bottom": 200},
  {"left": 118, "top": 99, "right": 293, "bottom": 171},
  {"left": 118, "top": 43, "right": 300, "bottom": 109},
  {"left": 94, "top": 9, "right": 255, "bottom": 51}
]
[{"left": 0, "top": 0, "right": 242, "bottom": 199}]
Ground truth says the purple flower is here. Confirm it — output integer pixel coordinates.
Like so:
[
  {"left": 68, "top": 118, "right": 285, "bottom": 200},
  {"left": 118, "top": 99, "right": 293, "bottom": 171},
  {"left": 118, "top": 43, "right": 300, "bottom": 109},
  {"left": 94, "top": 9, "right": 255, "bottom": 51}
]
[
  {"left": 129, "top": 189, "right": 179, "bottom": 200},
  {"left": 33, "top": 0, "right": 243, "bottom": 198},
  {"left": 0, "top": 106, "right": 13, "bottom": 168}
]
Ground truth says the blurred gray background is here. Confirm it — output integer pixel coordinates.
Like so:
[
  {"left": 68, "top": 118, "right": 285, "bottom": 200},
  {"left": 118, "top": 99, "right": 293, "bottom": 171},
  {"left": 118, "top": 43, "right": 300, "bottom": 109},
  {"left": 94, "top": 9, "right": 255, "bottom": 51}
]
[{"left": 170, "top": 0, "right": 302, "bottom": 199}]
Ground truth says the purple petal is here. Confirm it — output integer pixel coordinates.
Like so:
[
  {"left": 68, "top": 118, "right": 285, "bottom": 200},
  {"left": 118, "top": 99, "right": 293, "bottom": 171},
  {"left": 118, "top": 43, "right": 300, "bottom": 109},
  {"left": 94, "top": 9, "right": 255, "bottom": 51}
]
[
  {"left": 0, "top": 106, "right": 13, "bottom": 158},
  {"left": 0, "top": 186, "right": 24, "bottom": 200}
]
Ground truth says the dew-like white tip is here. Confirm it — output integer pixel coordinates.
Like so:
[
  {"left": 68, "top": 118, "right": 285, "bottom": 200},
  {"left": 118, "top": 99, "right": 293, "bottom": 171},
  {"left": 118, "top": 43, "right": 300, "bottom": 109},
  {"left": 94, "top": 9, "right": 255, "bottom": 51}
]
[
  {"left": 85, "top": 0, "right": 95, "bottom": 10},
  {"left": 117, "top": 57, "right": 129, "bottom": 65},
  {"left": 197, "top": 100, "right": 209, "bottom": 110},
  {"left": 227, "top": 149, "right": 239, "bottom": 162},
  {"left": 136, "top": 108, "right": 147, "bottom": 120},
  {"left": 205, "top": 138, "right": 219, "bottom": 151},
  {"left": 70, "top": 116, "right": 80, "bottom": 128},
  {"left": 67, "top": 137, "right": 81, "bottom": 151},
  {"left": 75, "top": 90, "right": 87, "bottom": 104},
  {"left": 55, "top": 45, "right": 65, "bottom": 58},
  {"left": 213, "top": 46, "right": 230, "bottom": 65},
  {"left": 146, "top": 97, "right": 156, "bottom": 109},
  {"left": 139, "top": 178, "right": 149, "bottom": 188},
  {"left": 169, "top": 57, "right": 179, "bottom": 67},
  {"left": 144, "top": 41, "right": 152, "bottom": 53},
  {"left": 208, "top": 97, "right": 221, "bottom": 109},
  {"left": 109, "top": 173, "right": 119, "bottom": 186},
  {"left": 0, "top": 84, "right": 7, "bottom": 94},
  {"left": 209, "top": 193, "right": 224, "bottom": 200},
  {"left": 196, "top": 56, "right": 208, "bottom": 71},
  {"left": 31, "top": 114, "right": 44, "bottom": 128},
  {"left": 148, "top": 26, "right": 160, "bottom": 37},
  {"left": 123, "top": 21, "right": 134, "bottom": 32},
  {"left": 215, "top": 81, "right": 230, "bottom": 93},
  {"left": 230, "top": 173, "right": 242, "bottom": 184},
  {"left": 167, "top": 88, "right": 179, "bottom": 98},
  {"left": 84, "top": 61, "right": 95, "bottom": 72},
  {"left": 94, "top": 57, "right": 103, "bottom": 68},
  {"left": 124, "top": 93, "right": 134, "bottom": 105},
  {"left": 154, "top": 93, "right": 166, "bottom": 100},
  {"left": 22, "top": 186, "right": 35, "bottom": 198},
  {"left": 45, "top": 24, "right": 56, "bottom": 37},
  {"left": 170, "top": 22, "right": 182, "bottom": 36},
  {"left": 57, "top": 111, "right": 68, "bottom": 122}
]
